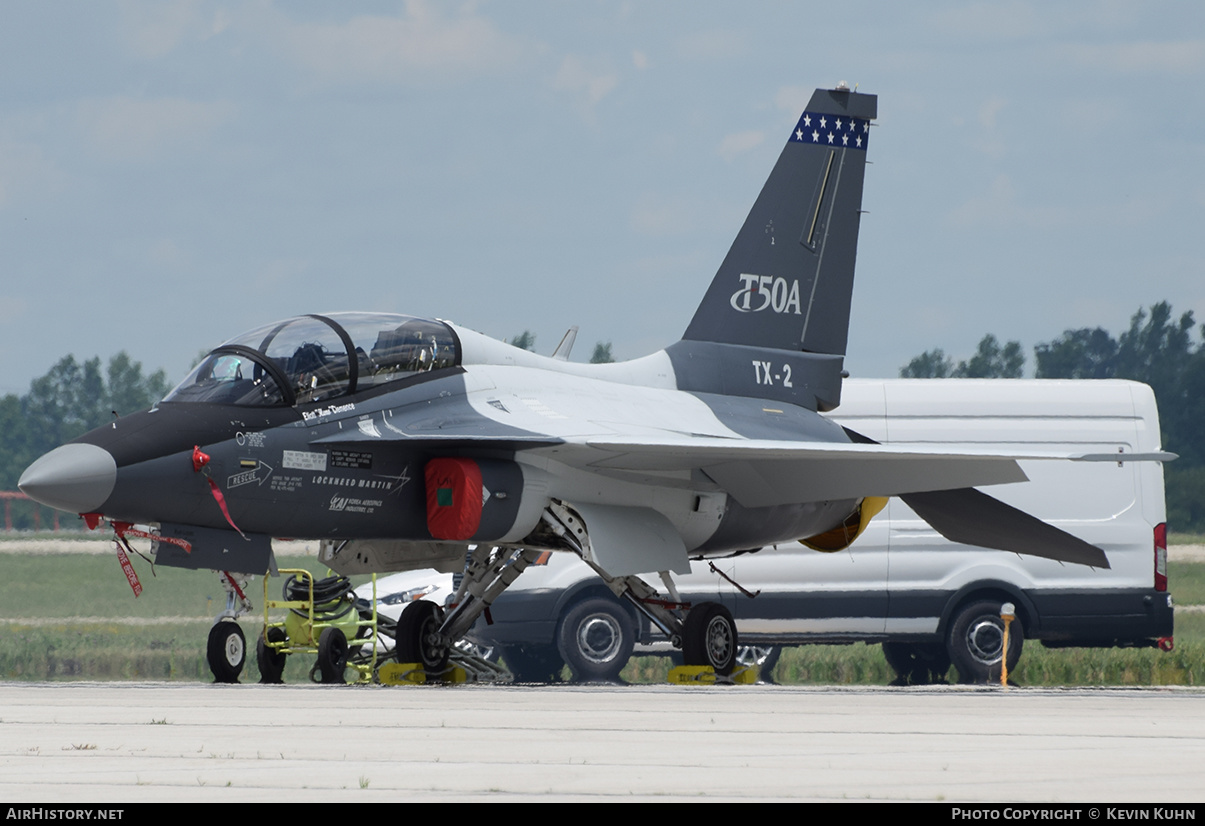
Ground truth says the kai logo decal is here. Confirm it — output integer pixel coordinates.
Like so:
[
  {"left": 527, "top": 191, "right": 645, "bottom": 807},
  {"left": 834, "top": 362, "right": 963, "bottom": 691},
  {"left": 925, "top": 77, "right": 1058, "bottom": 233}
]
[
  {"left": 730, "top": 274, "right": 802, "bottom": 315},
  {"left": 328, "top": 494, "right": 384, "bottom": 514}
]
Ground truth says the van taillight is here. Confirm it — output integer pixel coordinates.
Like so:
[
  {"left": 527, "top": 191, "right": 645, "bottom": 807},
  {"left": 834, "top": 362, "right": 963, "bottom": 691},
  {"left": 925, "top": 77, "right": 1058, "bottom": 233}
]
[{"left": 1154, "top": 522, "right": 1168, "bottom": 592}]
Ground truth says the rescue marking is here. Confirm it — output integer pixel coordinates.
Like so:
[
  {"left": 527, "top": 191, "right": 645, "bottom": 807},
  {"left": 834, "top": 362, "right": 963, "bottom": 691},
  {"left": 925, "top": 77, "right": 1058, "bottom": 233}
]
[{"left": 227, "top": 461, "right": 273, "bottom": 489}]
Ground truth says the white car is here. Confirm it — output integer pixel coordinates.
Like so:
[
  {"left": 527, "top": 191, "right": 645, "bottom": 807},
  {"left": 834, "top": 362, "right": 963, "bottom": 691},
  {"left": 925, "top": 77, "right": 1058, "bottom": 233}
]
[{"left": 354, "top": 569, "right": 457, "bottom": 654}]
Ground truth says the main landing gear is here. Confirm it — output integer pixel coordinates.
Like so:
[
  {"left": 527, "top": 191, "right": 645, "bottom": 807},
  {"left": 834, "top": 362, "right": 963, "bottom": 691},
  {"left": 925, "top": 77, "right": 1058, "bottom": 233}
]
[
  {"left": 386, "top": 501, "right": 751, "bottom": 685},
  {"left": 537, "top": 503, "right": 745, "bottom": 682},
  {"left": 394, "top": 600, "right": 450, "bottom": 673},
  {"left": 682, "top": 602, "right": 738, "bottom": 675}
]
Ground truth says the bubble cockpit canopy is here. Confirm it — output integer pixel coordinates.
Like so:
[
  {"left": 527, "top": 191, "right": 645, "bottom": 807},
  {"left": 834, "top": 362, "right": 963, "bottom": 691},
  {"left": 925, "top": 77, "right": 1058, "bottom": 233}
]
[{"left": 164, "top": 313, "right": 459, "bottom": 407}]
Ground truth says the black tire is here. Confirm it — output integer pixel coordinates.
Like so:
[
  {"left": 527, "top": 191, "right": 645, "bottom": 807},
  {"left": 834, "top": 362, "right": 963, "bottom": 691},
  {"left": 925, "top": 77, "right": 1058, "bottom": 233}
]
[
  {"left": 256, "top": 627, "right": 288, "bottom": 684},
  {"left": 682, "top": 602, "right": 738, "bottom": 676},
  {"left": 946, "top": 600, "right": 1024, "bottom": 684},
  {"left": 206, "top": 621, "right": 245, "bottom": 684},
  {"left": 736, "top": 645, "right": 782, "bottom": 681},
  {"left": 882, "top": 642, "right": 951, "bottom": 686},
  {"left": 317, "top": 627, "right": 349, "bottom": 684},
  {"left": 395, "top": 600, "right": 449, "bottom": 673},
  {"left": 556, "top": 597, "right": 635, "bottom": 683},
  {"left": 502, "top": 645, "right": 565, "bottom": 683}
]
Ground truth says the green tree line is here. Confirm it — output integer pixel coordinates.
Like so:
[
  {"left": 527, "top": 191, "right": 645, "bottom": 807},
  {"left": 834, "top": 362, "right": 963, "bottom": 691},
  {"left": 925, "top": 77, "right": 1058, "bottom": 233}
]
[
  {"left": 1, "top": 353, "right": 170, "bottom": 530},
  {"left": 900, "top": 301, "right": 1205, "bottom": 531}
]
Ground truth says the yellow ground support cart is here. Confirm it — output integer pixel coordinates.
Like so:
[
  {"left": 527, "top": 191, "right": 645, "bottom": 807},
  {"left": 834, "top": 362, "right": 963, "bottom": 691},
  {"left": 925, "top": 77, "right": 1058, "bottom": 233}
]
[
  {"left": 258, "top": 568, "right": 379, "bottom": 684},
  {"left": 256, "top": 568, "right": 513, "bottom": 685}
]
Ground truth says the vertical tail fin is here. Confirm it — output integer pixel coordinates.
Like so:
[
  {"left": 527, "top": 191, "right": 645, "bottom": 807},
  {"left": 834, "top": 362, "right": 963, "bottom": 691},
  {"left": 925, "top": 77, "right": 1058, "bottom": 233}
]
[
  {"left": 682, "top": 86, "right": 877, "bottom": 356},
  {"left": 668, "top": 85, "right": 876, "bottom": 411}
]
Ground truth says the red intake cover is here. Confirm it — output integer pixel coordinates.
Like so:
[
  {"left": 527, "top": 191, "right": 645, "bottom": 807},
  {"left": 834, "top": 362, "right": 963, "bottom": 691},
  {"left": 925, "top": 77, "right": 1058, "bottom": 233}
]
[{"left": 425, "top": 458, "right": 483, "bottom": 540}]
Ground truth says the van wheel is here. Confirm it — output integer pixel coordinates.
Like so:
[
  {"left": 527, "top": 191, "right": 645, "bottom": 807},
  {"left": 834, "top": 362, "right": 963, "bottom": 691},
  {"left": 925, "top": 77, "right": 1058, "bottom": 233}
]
[
  {"left": 947, "top": 600, "right": 1024, "bottom": 684},
  {"left": 557, "top": 597, "right": 635, "bottom": 683},
  {"left": 882, "top": 642, "right": 951, "bottom": 685}
]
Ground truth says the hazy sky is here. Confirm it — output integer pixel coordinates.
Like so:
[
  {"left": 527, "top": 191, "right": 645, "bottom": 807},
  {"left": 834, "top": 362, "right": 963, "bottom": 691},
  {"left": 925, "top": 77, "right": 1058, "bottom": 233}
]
[{"left": 3, "top": 1, "right": 1203, "bottom": 395}]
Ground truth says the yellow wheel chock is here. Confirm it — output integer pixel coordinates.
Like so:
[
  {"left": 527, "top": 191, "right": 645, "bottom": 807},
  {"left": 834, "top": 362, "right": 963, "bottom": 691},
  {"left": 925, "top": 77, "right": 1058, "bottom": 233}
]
[
  {"left": 378, "top": 662, "right": 470, "bottom": 685},
  {"left": 668, "top": 664, "right": 758, "bottom": 685}
]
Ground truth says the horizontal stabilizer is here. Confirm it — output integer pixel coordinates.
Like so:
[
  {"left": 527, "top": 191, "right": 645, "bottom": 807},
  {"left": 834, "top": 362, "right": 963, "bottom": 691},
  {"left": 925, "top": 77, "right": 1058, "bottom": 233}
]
[
  {"left": 842, "top": 425, "right": 1110, "bottom": 567},
  {"left": 901, "top": 487, "right": 1110, "bottom": 569}
]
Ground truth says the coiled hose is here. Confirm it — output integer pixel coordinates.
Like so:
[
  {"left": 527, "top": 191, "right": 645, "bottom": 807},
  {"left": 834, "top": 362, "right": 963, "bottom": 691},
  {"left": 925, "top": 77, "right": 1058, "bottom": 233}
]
[{"left": 284, "top": 573, "right": 356, "bottom": 623}]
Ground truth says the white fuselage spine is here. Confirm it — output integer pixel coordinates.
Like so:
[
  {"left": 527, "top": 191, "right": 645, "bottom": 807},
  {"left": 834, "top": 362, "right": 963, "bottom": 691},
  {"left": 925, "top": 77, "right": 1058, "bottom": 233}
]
[{"left": 452, "top": 324, "right": 734, "bottom": 550}]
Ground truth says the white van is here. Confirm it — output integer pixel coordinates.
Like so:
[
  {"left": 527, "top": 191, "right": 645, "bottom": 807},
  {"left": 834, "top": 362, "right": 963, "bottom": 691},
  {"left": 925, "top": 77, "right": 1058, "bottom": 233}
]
[{"left": 461, "top": 379, "right": 1174, "bottom": 683}]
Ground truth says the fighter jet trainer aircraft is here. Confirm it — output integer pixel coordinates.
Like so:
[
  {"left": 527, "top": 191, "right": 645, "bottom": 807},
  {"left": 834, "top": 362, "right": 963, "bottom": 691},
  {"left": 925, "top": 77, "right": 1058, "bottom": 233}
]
[{"left": 20, "top": 85, "right": 1125, "bottom": 678}]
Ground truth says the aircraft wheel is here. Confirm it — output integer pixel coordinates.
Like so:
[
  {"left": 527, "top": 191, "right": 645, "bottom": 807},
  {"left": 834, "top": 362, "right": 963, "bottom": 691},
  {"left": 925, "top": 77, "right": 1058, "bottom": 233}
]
[
  {"left": 396, "top": 600, "right": 449, "bottom": 673},
  {"left": 317, "top": 627, "right": 349, "bottom": 684},
  {"left": 206, "top": 621, "right": 245, "bottom": 684},
  {"left": 256, "top": 627, "right": 288, "bottom": 684},
  {"left": 736, "top": 645, "right": 781, "bottom": 681},
  {"left": 947, "top": 600, "right": 1024, "bottom": 684},
  {"left": 556, "top": 597, "right": 635, "bottom": 683},
  {"left": 682, "top": 602, "right": 737, "bottom": 676},
  {"left": 882, "top": 642, "right": 951, "bottom": 686},
  {"left": 501, "top": 645, "right": 565, "bottom": 683}
]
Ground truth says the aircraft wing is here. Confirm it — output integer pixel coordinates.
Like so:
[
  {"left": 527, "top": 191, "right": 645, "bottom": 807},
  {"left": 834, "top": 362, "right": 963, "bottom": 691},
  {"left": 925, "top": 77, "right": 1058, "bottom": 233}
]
[
  {"left": 557, "top": 436, "right": 1120, "bottom": 568},
  {"left": 572, "top": 436, "right": 1062, "bottom": 508},
  {"left": 319, "top": 419, "right": 1105, "bottom": 510}
]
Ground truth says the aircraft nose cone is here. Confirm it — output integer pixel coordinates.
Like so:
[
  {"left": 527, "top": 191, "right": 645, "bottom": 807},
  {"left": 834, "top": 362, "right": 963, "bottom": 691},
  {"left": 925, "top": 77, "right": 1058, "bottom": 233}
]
[{"left": 19, "top": 444, "right": 118, "bottom": 514}]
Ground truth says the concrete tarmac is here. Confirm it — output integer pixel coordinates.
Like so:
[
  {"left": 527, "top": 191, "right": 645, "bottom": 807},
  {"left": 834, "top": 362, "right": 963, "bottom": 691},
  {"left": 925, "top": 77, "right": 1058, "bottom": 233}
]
[{"left": 1, "top": 682, "right": 1203, "bottom": 802}]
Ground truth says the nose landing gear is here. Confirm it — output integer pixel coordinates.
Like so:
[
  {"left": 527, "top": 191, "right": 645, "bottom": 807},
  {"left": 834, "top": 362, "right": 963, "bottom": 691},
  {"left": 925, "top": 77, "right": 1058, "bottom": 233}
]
[{"left": 207, "top": 571, "right": 253, "bottom": 684}]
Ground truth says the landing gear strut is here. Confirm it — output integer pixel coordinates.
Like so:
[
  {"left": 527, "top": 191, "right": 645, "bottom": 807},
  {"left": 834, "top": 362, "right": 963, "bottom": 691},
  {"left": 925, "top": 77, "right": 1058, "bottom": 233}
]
[
  {"left": 536, "top": 501, "right": 744, "bottom": 681},
  {"left": 375, "top": 500, "right": 750, "bottom": 685},
  {"left": 207, "top": 571, "right": 253, "bottom": 683}
]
